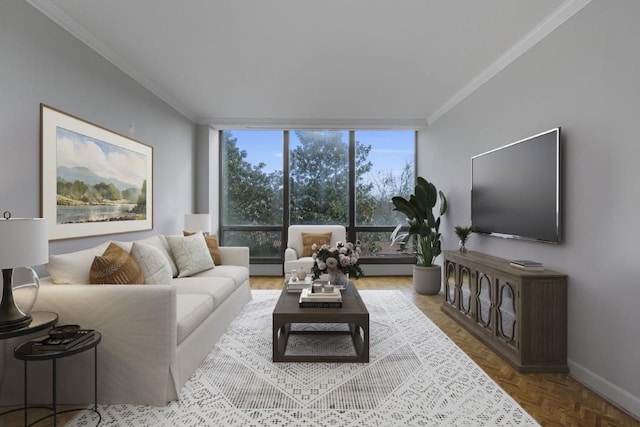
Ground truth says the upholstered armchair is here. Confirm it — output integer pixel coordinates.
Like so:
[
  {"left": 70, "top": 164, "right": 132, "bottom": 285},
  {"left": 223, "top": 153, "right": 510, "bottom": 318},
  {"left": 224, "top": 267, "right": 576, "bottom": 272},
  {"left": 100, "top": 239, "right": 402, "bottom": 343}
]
[{"left": 284, "top": 225, "right": 346, "bottom": 274}]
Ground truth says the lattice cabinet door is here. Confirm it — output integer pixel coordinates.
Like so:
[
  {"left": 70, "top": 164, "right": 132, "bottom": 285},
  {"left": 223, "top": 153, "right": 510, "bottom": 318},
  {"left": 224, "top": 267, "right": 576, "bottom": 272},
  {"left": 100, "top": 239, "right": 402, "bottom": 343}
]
[
  {"left": 474, "top": 270, "right": 494, "bottom": 337},
  {"left": 495, "top": 276, "right": 520, "bottom": 354},
  {"left": 458, "top": 264, "right": 474, "bottom": 319},
  {"left": 444, "top": 259, "right": 458, "bottom": 309}
]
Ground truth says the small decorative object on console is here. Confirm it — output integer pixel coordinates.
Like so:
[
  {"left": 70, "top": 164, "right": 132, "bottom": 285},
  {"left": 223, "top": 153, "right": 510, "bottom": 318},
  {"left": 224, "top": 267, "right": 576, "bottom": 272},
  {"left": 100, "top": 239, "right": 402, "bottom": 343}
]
[
  {"left": 454, "top": 225, "right": 473, "bottom": 253},
  {"left": 509, "top": 260, "right": 544, "bottom": 271}
]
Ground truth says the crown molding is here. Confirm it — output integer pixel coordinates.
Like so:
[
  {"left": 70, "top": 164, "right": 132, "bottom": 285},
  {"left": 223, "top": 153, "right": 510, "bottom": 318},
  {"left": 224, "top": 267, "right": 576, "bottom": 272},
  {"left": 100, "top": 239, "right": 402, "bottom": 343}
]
[
  {"left": 26, "top": 0, "right": 198, "bottom": 122},
  {"left": 199, "top": 117, "right": 428, "bottom": 130},
  {"left": 427, "top": 0, "right": 593, "bottom": 126}
]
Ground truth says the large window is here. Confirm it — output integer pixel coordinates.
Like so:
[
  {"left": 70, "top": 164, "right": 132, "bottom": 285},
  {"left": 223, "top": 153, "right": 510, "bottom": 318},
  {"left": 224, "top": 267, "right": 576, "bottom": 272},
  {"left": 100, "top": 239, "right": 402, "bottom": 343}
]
[
  {"left": 355, "top": 131, "right": 415, "bottom": 257},
  {"left": 220, "top": 130, "right": 415, "bottom": 262},
  {"left": 220, "top": 130, "right": 283, "bottom": 258}
]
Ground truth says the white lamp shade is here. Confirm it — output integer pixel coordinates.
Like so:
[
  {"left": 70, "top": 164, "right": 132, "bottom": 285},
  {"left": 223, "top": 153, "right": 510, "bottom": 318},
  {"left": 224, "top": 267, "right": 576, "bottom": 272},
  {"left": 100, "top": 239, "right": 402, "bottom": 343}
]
[
  {"left": 0, "top": 218, "right": 48, "bottom": 269},
  {"left": 184, "top": 214, "right": 211, "bottom": 233}
]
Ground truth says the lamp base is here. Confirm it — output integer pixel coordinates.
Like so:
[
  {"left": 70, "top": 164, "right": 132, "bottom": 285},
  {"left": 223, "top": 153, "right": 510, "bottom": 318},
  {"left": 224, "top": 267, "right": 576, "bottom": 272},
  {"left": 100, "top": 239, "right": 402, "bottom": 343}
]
[{"left": 0, "top": 268, "right": 32, "bottom": 331}]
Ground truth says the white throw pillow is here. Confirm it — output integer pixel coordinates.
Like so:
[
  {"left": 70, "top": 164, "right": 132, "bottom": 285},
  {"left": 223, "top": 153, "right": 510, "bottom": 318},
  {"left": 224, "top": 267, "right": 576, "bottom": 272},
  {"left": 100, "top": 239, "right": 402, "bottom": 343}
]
[
  {"left": 46, "top": 240, "right": 111, "bottom": 284},
  {"left": 139, "top": 235, "right": 179, "bottom": 277},
  {"left": 130, "top": 242, "right": 173, "bottom": 284},
  {"left": 166, "top": 232, "right": 214, "bottom": 277}
]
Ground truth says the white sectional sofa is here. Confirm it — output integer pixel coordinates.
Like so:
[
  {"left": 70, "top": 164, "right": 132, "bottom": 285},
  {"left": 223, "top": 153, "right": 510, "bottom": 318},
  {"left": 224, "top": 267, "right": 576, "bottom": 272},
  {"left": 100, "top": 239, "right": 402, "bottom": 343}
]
[{"left": 0, "top": 233, "right": 251, "bottom": 407}]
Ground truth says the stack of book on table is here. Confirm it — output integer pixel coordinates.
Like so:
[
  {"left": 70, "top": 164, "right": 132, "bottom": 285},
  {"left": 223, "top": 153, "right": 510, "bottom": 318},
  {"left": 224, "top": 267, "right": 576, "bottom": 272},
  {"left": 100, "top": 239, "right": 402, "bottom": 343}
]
[
  {"left": 509, "top": 259, "right": 545, "bottom": 271},
  {"left": 299, "top": 287, "right": 342, "bottom": 308},
  {"left": 287, "top": 276, "right": 312, "bottom": 293},
  {"left": 32, "top": 329, "right": 96, "bottom": 352}
]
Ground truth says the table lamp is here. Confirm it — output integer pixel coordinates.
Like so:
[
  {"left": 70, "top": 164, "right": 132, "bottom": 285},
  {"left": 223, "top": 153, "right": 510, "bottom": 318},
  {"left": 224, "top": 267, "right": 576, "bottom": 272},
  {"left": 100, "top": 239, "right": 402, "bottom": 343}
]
[
  {"left": 184, "top": 214, "right": 211, "bottom": 235},
  {"left": 0, "top": 212, "right": 48, "bottom": 331}
]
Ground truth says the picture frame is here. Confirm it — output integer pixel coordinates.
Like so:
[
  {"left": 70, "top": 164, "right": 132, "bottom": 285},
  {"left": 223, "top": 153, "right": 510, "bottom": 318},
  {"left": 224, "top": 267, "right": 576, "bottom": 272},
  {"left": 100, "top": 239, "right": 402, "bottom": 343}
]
[{"left": 41, "top": 104, "right": 153, "bottom": 240}]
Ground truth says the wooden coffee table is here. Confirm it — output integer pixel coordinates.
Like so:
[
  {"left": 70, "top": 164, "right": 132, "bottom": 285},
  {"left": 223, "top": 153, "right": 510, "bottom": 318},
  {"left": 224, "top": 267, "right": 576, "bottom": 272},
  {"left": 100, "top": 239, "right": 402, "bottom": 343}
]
[{"left": 272, "top": 281, "right": 369, "bottom": 363}]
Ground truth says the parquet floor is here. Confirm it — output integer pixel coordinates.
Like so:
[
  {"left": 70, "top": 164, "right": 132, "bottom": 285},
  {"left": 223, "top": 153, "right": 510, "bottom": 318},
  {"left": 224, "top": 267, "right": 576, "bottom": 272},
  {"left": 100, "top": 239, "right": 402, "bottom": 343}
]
[
  {"left": 3, "top": 276, "right": 638, "bottom": 427},
  {"left": 251, "top": 276, "right": 639, "bottom": 427}
]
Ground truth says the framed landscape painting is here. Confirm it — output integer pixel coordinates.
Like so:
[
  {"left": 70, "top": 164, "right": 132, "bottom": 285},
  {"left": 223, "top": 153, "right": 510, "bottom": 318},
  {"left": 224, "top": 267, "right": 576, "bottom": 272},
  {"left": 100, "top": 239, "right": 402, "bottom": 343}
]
[{"left": 41, "top": 104, "right": 153, "bottom": 240}]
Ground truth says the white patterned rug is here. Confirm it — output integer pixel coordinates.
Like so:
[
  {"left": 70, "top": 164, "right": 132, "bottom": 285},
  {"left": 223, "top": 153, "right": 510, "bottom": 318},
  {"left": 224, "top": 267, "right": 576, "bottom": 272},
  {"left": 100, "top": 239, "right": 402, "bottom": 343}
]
[{"left": 70, "top": 290, "right": 538, "bottom": 426}]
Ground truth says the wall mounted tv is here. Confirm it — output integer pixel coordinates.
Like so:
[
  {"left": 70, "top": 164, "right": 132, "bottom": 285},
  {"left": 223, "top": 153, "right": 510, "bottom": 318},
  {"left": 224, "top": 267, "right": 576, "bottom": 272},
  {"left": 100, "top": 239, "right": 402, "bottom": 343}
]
[{"left": 471, "top": 127, "right": 561, "bottom": 243}]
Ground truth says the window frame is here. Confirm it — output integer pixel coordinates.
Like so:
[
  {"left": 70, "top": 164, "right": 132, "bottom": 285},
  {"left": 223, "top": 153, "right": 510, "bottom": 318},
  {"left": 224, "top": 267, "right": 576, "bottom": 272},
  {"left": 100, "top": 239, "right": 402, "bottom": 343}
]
[{"left": 219, "top": 129, "right": 417, "bottom": 265}]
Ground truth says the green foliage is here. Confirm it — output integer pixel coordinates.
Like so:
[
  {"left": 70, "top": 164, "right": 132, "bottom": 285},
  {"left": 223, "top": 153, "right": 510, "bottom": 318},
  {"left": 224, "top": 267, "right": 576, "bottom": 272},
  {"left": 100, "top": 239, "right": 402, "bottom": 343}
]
[
  {"left": 454, "top": 225, "right": 472, "bottom": 244},
  {"left": 289, "top": 131, "right": 374, "bottom": 225},
  {"left": 391, "top": 177, "right": 448, "bottom": 266},
  {"left": 222, "top": 132, "right": 282, "bottom": 225},
  {"left": 132, "top": 180, "right": 147, "bottom": 215},
  {"left": 122, "top": 187, "right": 140, "bottom": 203}
]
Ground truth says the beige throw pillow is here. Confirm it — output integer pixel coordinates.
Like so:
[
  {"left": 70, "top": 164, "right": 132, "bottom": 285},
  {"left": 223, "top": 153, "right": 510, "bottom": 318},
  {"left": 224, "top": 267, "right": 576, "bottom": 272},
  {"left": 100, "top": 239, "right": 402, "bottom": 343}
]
[
  {"left": 301, "top": 232, "right": 332, "bottom": 257},
  {"left": 184, "top": 231, "right": 221, "bottom": 265},
  {"left": 89, "top": 243, "right": 144, "bottom": 285},
  {"left": 130, "top": 242, "right": 173, "bottom": 284},
  {"left": 167, "top": 232, "right": 215, "bottom": 277}
]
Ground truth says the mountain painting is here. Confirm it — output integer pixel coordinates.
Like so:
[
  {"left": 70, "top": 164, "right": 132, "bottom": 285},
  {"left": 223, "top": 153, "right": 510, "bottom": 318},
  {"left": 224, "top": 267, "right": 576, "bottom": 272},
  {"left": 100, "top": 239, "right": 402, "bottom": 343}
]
[{"left": 55, "top": 126, "right": 148, "bottom": 224}]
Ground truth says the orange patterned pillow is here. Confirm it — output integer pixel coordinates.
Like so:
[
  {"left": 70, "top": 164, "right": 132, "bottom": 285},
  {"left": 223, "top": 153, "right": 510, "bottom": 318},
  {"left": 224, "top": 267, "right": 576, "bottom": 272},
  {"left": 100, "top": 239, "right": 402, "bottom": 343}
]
[
  {"left": 301, "top": 232, "right": 332, "bottom": 257},
  {"left": 184, "top": 231, "right": 221, "bottom": 265},
  {"left": 89, "top": 243, "right": 144, "bottom": 284}
]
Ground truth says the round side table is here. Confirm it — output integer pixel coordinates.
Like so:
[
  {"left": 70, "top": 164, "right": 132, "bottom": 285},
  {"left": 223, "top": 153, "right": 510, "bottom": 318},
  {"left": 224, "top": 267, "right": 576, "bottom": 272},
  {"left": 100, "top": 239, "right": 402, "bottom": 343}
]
[
  {"left": 0, "top": 312, "right": 58, "bottom": 340},
  {"left": 14, "top": 331, "right": 102, "bottom": 427},
  {"left": 0, "top": 312, "right": 58, "bottom": 425}
]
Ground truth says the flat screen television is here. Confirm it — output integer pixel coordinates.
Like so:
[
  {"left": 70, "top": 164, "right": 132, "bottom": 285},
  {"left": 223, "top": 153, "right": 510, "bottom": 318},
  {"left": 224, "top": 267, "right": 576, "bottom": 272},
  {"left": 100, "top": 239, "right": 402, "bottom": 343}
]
[{"left": 471, "top": 128, "right": 561, "bottom": 243}]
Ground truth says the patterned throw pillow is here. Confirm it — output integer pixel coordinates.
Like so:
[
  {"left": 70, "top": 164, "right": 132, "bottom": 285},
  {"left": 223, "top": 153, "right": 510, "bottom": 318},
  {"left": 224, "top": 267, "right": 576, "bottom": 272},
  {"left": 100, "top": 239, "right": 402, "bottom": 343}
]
[
  {"left": 301, "top": 232, "right": 332, "bottom": 257},
  {"left": 130, "top": 242, "right": 173, "bottom": 284},
  {"left": 89, "top": 243, "right": 144, "bottom": 285},
  {"left": 167, "top": 232, "right": 215, "bottom": 277},
  {"left": 184, "top": 231, "right": 221, "bottom": 265}
]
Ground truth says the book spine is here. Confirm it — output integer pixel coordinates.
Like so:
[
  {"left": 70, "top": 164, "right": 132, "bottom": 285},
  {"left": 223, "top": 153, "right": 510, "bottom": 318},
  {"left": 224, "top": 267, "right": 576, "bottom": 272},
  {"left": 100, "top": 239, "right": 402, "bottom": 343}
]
[{"left": 299, "top": 301, "right": 342, "bottom": 308}]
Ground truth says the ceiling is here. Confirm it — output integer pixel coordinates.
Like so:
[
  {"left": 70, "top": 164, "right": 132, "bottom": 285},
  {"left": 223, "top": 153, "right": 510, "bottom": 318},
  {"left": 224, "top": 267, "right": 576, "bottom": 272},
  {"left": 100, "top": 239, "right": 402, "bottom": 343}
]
[{"left": 27, "top": 0, "right": 589, "bottom": 129}]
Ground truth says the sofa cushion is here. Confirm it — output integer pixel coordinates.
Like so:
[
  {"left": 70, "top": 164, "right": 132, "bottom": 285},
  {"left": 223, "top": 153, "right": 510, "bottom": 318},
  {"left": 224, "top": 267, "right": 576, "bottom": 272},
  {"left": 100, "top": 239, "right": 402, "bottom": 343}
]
[
  {"left": 166, "top": 232, "right": 214, "bottom": 278},
  {"left": 174, "top": 276, "right": 237, "bottom": 309},
  {"left": 47, "top": 241, "right": 111, "bottom": 284},
  {"left": 190, "top": 265, "right": 248, "bottom": 288},
  {"left": 130, "top": 242, "right": 173, "bottom": 285},
  {"left": 184, "top": 232, "right": 221, "bottom": 265},
  {"left": 141, "top": 235, "right": 179, "bottom": 277},
  {"left": 90, "top": 243, "right": 144, "bottom": 285},
  {"left": 176, "top": 294, "right": 214, "bottom": 344},
  {"left": 301, "top": 232, "right": 332, "bottom": 257}
]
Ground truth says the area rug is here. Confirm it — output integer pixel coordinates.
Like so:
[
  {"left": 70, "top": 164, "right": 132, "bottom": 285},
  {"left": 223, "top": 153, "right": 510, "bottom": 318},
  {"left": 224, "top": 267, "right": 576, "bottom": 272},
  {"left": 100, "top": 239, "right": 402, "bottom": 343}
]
[{"left": 69, "top": 290, "right": 539, "bottom": 426}]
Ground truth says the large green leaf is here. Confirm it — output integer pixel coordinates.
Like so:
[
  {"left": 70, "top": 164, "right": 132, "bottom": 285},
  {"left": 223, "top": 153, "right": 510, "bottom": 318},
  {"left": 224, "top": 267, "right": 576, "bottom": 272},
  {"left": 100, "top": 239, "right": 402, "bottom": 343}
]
[{"left": 391, "top": 196, "right": 416, "bottom": 219}]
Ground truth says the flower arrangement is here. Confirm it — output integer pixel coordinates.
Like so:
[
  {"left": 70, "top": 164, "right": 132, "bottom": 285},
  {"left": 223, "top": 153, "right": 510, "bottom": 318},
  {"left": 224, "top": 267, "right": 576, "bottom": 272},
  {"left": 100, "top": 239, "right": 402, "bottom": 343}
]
[{"left": 311, "top": 241, "right": 364, "bottom": 280}]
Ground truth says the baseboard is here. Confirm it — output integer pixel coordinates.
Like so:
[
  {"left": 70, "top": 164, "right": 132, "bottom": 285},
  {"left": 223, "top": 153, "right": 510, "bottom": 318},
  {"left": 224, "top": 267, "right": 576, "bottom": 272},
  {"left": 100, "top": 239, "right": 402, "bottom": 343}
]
[{"left": 568, "top": 359, "right": 640, "bottom": 420}]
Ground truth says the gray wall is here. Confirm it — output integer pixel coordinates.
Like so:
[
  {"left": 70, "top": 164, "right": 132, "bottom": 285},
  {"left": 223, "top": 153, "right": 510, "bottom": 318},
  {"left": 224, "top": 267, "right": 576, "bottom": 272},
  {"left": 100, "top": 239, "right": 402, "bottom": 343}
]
[
  {"left": 419, "top": 0, "right": 640, "bottom": 417},
  {"left": 0, "top": 0, "right": 196, "bottom": 259}
]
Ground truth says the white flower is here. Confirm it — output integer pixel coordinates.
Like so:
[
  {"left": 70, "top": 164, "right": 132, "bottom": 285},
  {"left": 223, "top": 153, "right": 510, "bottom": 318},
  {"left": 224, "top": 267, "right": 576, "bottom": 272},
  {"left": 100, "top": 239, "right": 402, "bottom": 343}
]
[{"left": 316, "top": 260, "right": 327, "bottom": 270}]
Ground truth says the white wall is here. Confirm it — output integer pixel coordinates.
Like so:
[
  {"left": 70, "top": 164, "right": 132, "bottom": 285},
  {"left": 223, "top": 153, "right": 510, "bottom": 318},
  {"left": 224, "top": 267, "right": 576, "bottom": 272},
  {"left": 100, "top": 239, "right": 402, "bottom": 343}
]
[
  {"left": 0, "top": 0, "right": 196, "bottom": 260},
  {"left": 419, "top": 0, "right": 640, "bottom": 417}
]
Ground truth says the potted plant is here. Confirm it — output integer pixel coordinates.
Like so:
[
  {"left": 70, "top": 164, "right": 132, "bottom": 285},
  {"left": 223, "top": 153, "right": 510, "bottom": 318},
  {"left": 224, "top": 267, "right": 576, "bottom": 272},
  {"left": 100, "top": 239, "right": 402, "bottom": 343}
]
[
  {"left": 454, "top": 225, "right": 472, "bottom": 253},
  {"left": 391, "top": 177, "right": 447, "bottom": 295}
]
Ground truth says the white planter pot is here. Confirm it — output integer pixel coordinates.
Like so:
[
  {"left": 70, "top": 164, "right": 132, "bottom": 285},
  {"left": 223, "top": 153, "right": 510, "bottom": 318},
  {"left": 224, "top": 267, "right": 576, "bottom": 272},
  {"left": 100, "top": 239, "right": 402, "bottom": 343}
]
[{"left": 413, "top": 265, "right": 442, "bottom": 295}]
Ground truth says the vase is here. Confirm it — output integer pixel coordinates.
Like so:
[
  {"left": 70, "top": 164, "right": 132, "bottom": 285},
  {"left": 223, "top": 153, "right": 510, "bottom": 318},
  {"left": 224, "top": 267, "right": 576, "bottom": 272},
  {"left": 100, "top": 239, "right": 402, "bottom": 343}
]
[
  {"left": 327, "top": 270, "right": 349, "bottom": 287},
  {"left": 11, "top": 267, "right": 40, "bottom": 314},
  {"left": 458, "top": 240, "right": 468, "bottom": 253}
]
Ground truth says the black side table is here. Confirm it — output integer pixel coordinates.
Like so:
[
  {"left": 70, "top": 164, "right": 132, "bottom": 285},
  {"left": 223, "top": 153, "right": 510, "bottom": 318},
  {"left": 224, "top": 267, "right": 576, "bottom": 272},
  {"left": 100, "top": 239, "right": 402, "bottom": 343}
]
[
  {"left": 0, "top": 312, "right": 58, "bottom": 423},
  {"left": 14, "top": 332, "right": 102, "bottom": 427},
  {"left": 0, "top": 312, "right": 58, "bottom": 340}
]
